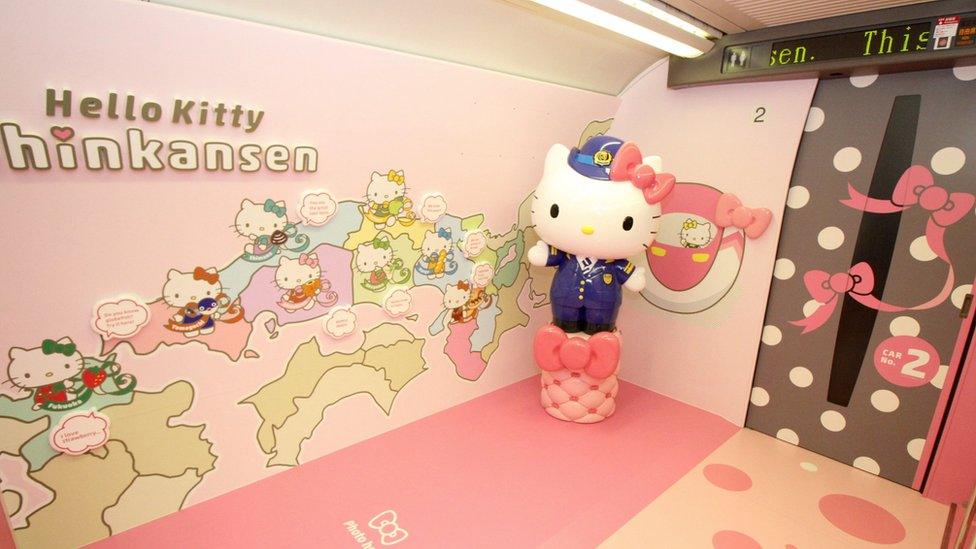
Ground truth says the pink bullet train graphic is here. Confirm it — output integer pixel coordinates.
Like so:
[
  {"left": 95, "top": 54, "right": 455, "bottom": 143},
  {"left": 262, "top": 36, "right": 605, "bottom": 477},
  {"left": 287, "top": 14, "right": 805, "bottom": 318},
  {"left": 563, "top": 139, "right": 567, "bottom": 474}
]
[{"left": 640, "top": 182, "right": 770, "bottom": 313}]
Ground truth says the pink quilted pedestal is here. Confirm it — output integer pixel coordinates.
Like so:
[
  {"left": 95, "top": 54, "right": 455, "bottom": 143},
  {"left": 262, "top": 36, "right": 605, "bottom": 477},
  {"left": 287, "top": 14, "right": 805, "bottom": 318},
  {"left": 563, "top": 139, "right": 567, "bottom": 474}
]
[
  {"left": 533, "top": 324, "right": 621, "bottom": 423},
  {"left": 540, "top": 365, "right": 619, "bottom": 423}
]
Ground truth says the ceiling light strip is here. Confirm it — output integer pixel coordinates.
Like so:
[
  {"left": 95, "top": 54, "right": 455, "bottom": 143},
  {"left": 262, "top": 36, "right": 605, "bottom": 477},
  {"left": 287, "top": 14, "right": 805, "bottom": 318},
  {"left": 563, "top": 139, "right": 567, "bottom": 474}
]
[
  {"left": 527, "top": 0, "right": 705, "bottom": 57},
  {"left": 618, "top": 0, "right": 722, "bottom": 39}
]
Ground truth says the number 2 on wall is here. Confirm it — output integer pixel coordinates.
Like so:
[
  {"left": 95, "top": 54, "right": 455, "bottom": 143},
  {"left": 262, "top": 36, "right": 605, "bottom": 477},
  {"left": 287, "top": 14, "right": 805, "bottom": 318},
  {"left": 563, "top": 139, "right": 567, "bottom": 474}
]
[
  {"left": 902, "top": 348, "right": 930, "bottom": 379},
  {"left": 753, "top": 107, "right": 766, "bottom": 123}
]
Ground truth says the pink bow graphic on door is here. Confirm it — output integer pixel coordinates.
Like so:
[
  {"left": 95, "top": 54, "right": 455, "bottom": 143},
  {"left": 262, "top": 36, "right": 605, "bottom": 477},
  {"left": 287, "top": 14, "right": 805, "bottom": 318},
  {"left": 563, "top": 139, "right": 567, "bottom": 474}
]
[
  {"left": 715, "top": 193, "right": 772, "bottom": 238},
  {"left": 791, "top": 263, "right": 874, "bottom": 333},
  {"left": 841, "top": 165, "right": 975, "bottom": 227},
  {"left": 792, "top": 258, "right": 955, "bottom": 333},
  {"left": 791, "top": 164, "right": 974, "bottom": 334}
]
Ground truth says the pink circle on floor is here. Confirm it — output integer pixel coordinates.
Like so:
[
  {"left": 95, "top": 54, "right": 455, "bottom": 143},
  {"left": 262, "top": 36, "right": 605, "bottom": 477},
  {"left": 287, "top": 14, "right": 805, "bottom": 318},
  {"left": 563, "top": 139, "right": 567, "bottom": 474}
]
[
  {"left": 819, "top": 494, "right": 906, "bottom": 544},
  {"left": 712, "top": 530, "right": 761, "bottom": 549},
  {"left": 703, "top": 464, "right": 753, "bottom": 491}
]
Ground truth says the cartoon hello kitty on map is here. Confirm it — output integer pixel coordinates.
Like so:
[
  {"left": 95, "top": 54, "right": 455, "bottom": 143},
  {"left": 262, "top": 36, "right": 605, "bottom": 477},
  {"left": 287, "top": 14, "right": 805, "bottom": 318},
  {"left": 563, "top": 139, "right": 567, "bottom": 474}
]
[
  {"left": 527, "top": 135, "right": 675, "bottom": 423},
  {"left": 275, "top": 253, "right": 339, "bottom": 311}
]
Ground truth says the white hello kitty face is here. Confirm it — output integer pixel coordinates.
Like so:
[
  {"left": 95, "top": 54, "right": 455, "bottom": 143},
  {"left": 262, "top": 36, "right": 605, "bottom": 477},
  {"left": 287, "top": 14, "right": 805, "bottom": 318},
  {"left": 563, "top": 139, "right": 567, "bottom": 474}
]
[
  {"left": 276, "top": 256, "right": 321, "bottom": 290},
  {"left": 236, "top": 199, "right": 286, "bottom": 239},
  {"left": 7, "top": 338, "right": 84, "bottom": 389},
  {"left": 422, "top": 231, "right": 452, "bottom": 257},
  {"left": 163, "top": 268, "right": 222, "bottom": 307},
  {"left": 680, "top": 221, "right": 712, "bottom": 247},
  {"left": 356, "top": 241, "right": 393, "bottom": 273},
  {"left": 367, "top": 172, "right": 406, "bottom": 203},
  {"left": 443, "top": 283, "right": 471, "bottom": 308},
  {"left": 531, "top": 144, "right": 662, "bottom": 259}
]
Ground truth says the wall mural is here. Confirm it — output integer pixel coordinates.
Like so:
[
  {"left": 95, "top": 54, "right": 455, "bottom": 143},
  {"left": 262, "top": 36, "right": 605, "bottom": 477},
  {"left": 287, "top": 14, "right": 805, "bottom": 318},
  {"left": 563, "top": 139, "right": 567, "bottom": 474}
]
[
  {"left": 746, "top": 66, "right": 976, "bottom": 487},
  {"left": 0, "top": 169, "right": 545, "bottom": 547}
]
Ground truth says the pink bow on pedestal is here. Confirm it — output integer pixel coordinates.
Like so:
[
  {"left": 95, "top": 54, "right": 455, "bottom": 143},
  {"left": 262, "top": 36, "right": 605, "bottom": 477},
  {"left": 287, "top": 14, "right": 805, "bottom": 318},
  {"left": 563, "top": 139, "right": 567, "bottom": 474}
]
[
  {"left": 715, "top": 193, "right": 772, "bottom": 239},
  {"left": 533, "top": 325, "right": 619, "bottom": 379}
]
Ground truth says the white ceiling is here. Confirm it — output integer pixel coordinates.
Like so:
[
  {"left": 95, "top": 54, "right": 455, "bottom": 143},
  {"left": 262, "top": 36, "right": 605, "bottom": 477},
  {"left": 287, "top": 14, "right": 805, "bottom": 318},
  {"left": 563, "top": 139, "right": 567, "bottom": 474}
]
[
  {"left": 147, "top": 0, "right": 938, "bottom": 95},
  {"left": 152, "top": 0, "right": 675, "bottom": 95},
  {"left": 721, "top": 0, "right": 932, "bottom": 28}
]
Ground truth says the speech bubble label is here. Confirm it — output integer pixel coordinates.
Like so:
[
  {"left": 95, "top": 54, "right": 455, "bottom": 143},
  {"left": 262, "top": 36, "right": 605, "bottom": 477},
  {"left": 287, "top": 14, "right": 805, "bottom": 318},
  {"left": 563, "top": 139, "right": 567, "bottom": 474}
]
[
  {"left": 92, "top": 297, "right": 151, "bottom": 339},
  {"left": 300, "top": 191, "right": 338, "bottom": 226},
  {"left": 384, "top": 289, "right": 412, "bottom": 317},
  {"left": 420, "top": 194, "right": 448, "bottom": 224},
  {"left": 50, "top": 409, "right": 110, "bottom": 455},
  {"left": 471, "top": 263, "right": 495, "bottom": 288},
  {"left": 323, "top": 307, "right": 357, "bottom": 338},
  {"left": 462, "top": 230, "right": 487, "bottom": 259}
]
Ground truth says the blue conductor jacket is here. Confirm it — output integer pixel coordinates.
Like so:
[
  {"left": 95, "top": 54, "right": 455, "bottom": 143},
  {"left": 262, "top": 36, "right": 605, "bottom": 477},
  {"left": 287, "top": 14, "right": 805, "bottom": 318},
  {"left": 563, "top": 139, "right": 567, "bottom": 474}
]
[{"left": 545, "top": 245, "right": 636, "bottom": 311}]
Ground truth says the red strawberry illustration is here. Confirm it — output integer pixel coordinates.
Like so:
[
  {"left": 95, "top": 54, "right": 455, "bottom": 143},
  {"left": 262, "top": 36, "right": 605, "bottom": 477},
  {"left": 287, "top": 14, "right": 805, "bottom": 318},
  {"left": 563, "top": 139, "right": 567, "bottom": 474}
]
[{"left": 82, "top": 367, "right": 107, "bottom": 389}]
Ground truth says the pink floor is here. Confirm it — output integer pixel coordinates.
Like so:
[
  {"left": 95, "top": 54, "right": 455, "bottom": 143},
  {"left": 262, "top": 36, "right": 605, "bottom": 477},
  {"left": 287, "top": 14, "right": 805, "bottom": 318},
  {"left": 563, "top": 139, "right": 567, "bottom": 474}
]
[{"left": 89, "top": 378, "right": 737, "bottom": 548}]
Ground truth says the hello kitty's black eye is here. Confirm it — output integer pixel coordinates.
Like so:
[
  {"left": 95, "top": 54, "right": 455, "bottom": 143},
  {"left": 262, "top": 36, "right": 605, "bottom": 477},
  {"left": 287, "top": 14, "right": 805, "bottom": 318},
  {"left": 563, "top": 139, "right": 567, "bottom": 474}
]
[
  {"left": 245, "top": 223, "right": 250, "bottom": 228},
  {"left": 550, "top": 204, "right": 559, "bottom": 218},
  {"left": 175, "top": 293, "right": 180, "bottom": 299},
  {"left": 622, "top": 216, "right": 634, "bottom": 231},
  {"left": 24, "top": 373, "right": 30, "bottom": 378},
  {"left": 64, "top": 363, "right": 71, "bottom": 369}
]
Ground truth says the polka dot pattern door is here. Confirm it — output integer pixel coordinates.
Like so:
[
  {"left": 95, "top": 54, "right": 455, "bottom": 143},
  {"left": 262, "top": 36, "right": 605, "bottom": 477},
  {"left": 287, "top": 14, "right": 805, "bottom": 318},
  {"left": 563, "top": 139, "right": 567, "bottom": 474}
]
[{"left": 745, "top": 66, "right": 976, "bottom": 487}]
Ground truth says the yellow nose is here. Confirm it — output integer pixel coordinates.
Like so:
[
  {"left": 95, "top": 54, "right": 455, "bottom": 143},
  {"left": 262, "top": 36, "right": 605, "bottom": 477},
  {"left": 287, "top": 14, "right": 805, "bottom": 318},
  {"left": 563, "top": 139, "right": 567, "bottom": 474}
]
[{"left": 581, "top": 225, "right": 595, "bottom": 235}]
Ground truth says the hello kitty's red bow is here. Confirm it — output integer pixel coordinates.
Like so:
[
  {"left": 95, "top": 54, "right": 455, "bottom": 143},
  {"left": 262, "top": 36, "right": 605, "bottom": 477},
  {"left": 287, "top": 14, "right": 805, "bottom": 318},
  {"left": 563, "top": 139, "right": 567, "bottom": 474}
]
[
  {"left": 299, "top": 253, "right": 319, "bottom": 268},
  {"left": 193, "top": 267, "right": 219, "bottom": 284},
  {"left": 533, "top": 325, "right": 619, "bottom": 379},
  {"left": 841, "top": 165, "right": 974, "bottom": 227},
  {"left": 608, "top": 142, "right": 675, "bottom": 205},
  {"left": 715, "top": 193, "right": 772, "bottom": 238}
]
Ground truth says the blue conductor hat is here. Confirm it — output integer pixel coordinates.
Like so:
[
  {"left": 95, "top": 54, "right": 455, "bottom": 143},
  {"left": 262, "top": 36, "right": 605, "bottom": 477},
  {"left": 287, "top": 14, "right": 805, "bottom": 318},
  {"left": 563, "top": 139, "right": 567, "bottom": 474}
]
[{"left": 568, "top": 135, "right": 624, "bottom": 180}]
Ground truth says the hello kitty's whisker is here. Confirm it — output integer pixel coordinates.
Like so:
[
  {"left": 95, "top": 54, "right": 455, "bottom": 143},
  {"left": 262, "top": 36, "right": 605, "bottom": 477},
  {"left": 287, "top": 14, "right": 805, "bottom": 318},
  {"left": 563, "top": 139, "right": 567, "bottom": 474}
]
[{"left": 652, "top": 215, "right": 661, "bottom": 219}]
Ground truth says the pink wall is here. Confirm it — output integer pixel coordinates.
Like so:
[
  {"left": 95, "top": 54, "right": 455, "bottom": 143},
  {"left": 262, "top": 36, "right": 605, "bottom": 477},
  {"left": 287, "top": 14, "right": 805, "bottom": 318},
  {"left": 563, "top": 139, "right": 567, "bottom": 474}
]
[
  {"left": 611, "top": 60, "right": 817, "bottom": 424},
  {"left": 0, "top": 0, "right": 617, "bottom": 544}
]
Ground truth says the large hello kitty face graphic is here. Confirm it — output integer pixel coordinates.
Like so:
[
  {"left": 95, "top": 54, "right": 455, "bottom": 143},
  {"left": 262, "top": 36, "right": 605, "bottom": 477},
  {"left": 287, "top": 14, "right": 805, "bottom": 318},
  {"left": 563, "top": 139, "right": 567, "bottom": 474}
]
[
  {"left": 163, "top": 268, "right": 222, "bottom": 307},
  {"left": 356, "top": 241, "right": 393, "bottom": 273},
  {"left": 531, "top": 144, "right": 662, "bottom": 259},
  {"left": 443, "top": 283, "right": 470, "bottom": 308},
  {"left": 367, "top": 172, "right": 405, "bottom": 204},
  {"left": 276, "top": 256, "right": 321, "bottom": 290},
  {"left": 7, "top": 338, "right": 84, "bottom": 389},
  {"left": 236, "top": 199, "right": 286, "bottom": 239}
]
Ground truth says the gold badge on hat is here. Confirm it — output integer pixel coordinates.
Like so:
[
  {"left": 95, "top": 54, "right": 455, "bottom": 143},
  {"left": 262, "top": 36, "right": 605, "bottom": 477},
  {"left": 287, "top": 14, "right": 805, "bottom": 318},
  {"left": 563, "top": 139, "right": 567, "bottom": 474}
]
[
  {"left": 603, "top": 273, "right": 613, "bottom": 285},
  {"left": 593, "top": 150, "right": 613, "bottom": 166}
]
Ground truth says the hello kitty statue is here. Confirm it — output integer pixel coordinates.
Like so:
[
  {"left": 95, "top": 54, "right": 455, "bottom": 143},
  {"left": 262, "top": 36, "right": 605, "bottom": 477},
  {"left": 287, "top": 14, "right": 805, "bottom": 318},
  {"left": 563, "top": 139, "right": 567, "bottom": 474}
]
[{"left": 527, "top": 136, "right": 674, "bottom": 423}]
